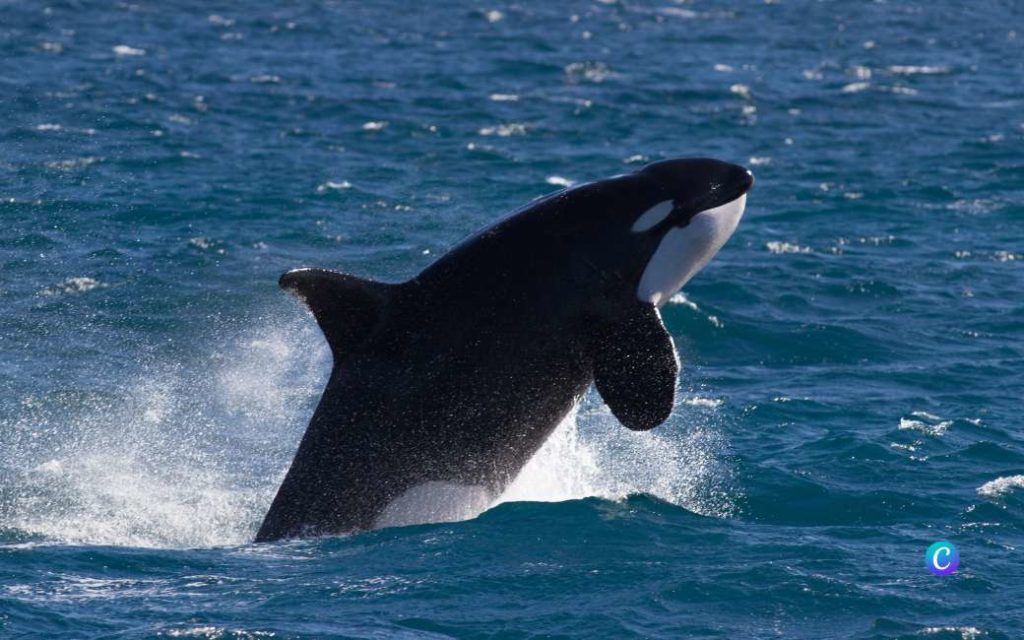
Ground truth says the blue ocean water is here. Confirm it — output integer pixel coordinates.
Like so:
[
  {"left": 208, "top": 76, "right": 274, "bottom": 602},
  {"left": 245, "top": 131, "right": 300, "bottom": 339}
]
[{"left": 2, "top": 0, "right": 1023, "bottom": 637}]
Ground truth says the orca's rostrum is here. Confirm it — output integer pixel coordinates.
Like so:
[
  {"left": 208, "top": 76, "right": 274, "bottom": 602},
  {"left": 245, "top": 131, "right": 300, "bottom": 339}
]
[{"left": 256, "top": 158, "right": 754, "bottom": 541}]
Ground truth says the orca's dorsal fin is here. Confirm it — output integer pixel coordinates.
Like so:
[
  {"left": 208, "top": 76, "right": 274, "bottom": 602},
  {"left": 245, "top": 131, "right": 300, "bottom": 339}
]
[
  {"left": 592, "top": 303, "right": 679, "bottom": 431},
  {"left": 280, "top": 268, "right": 393, "bottom": 361}
]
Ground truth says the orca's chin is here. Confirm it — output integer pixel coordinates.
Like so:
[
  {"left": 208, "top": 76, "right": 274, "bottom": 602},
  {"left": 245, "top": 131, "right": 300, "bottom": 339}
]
[{"left": 636, "top": 193, "right": 747, "bottom": 306}]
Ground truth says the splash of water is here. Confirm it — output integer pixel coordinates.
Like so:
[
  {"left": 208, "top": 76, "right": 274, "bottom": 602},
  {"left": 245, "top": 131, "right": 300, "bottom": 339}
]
[
  {"left": 498, "top": 399, "right": 736, "bottom": 518},
  {"left": 0, "top": 315, "right": 328, "bottom": 548},
  {"left": 1, "top": 312, "right": 734, "bottom": 548}
]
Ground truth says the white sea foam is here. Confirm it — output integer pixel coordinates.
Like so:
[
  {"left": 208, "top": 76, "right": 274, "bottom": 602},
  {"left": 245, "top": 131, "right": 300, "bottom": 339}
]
[
  {"left": 564, "top": 61, "right": 614, "bottom": 83},
  {"left": 660, "top": 7, "right": 698, "bottom": 19},
  {"left": 38, "top": 276, "right": 105, "bottom": 297},
  {"left": 729, "top": 83, "right": 751, "bottom": 99},
  {"left": 545, "top": 175, "right": 575, "bottom": 187},
  {"left": 977, "top": 475, "right": 1024, "bottom": 498},
  {"left": 920, "top": 627, "right": 983, "bottom": 640},
  {"left": 316, "top": 180, "right": 353, "bottom": 192},
  {"left": 164, "top": 628, "right": 276, "bottom": 639},
  {"left": 113, "top": 45, "right": 146, "bottom": 57},
  {"left": 766, "top": 241, "right": 812, "bottom": 254},
  {"left": 478, "top": 123, "right": 527, "bottom": 137},
  {"left": 888, "top": 65, "right": 950, "bottom": 75},
  {"left": 898, "top": 411, "right": 952, "bottom": 437},
  {"left": 46, "top": 157, "right": 101, "bottom": 170}
]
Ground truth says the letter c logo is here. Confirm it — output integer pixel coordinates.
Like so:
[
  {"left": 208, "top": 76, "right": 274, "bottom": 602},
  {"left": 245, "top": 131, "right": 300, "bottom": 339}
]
[{"left": 926, "top": 541, "right": 959, "bottom": 576}]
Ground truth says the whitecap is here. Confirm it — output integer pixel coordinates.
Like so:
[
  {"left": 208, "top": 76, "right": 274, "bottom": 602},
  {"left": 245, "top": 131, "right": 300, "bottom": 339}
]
[
  {"left": 977, "top": 475, "right": 1024, "bottom": 498},
  {"left": 545, "top": 176, "right": 574, "bottom": 188},
  {"left": 112, "top": 45, "right": 146, "bottom": 57},
  {"left": 564, "top": 61, "right": 614, "bottom": 83},
  {"left": 661, "top": 7, "right": 698, "bottom": 18},
  {"left": 683, "top": 396, "right": 723, "bottom": 408},
  {"left": 766, "top": 241, "right": 812, "bottom": 254},
  {"left": 729, "top": 83, "right": 751, "bottom": 99},
  {"left": 165, "top": 627, "right": 275, "bottom": 639},
  {"left": 207, "top": 14, "right": 236, "bottom": 27},
  {"left": 898, "top": 411, "right": 951, "bottom": 437},
  {"left": 920, "top": 627, "right": 984, "bottom": 640},
  {"left": 889, "top": 65, "right": 950, "bottom": 75},
  {"left": 38, "top": 277, "right": 105, "bottom": 297},
  {"left": 478, "top": 123, "right": 527, "bottom": 136},
  {"left": 316, "top": 180, "right": 353, "bottom": 193},
  {"left": 189, "top": 238, "right": 228, "bottom": 255},
  {"left": 46, "top": 157, "right": 100, "bottom": 170}
]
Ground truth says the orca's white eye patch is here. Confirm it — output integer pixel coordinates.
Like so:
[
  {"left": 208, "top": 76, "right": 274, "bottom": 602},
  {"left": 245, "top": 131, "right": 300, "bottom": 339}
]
[
  {"left": 631, "top": 200, "right": 674, "bottom": 233},
  {"left": 636, "top": 193, "right": 747, "bottom": 306}
]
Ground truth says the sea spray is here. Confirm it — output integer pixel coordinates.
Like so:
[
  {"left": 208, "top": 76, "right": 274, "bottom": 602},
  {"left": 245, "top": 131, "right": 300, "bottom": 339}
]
[
  {"left": 0, "top": 318, "right": 328, "bottom": 548},
  {"left": 500, "top": 396, "right": 736, "bottom": 519},
  {"left": 1, "top": 313, "right": 734, "bottom": 547}
]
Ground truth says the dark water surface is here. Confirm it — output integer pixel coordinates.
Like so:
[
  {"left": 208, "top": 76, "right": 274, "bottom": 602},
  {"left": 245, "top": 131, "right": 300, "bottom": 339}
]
[{"left": 2, "top": 1, "right": 1023, "bottom": 638}]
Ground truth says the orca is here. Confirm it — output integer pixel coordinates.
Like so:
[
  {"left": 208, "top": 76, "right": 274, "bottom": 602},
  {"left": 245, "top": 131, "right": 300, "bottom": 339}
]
[{"left": 255, "top": 157, "right": 753, "bottom": 541}]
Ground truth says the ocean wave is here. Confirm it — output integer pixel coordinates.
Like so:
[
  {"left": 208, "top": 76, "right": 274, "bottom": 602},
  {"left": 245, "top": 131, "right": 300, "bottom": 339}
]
[
  {"left": 898, "top": 411, "right": 952, "bottom": 437},
  {"left": 977, "top": 475, "right": 1024, "bottom": 498}
]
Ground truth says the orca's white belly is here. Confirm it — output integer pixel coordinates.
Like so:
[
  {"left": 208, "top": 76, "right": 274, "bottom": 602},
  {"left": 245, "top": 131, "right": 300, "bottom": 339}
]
[{"left": 373, "top": 481, "right": 493, "bottom": 528}]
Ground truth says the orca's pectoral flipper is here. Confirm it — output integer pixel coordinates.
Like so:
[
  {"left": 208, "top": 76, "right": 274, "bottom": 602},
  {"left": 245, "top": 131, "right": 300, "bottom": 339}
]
[
  {"left": 592, "top": 304, "right": 679, "bottom": 431},
  {"left": 280, "top": 268, "right": 393, "bottom": 360}
]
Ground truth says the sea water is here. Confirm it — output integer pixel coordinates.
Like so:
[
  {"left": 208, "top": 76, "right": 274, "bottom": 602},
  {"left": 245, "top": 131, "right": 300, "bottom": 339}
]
[{"left": 1, "top": 1, "right": 1022, "bottom": 637}]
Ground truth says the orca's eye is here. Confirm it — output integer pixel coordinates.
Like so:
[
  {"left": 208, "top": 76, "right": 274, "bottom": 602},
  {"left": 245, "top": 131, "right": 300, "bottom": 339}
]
[{"left": 631, "top": 200, "right": 675, "bottom": 233}]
